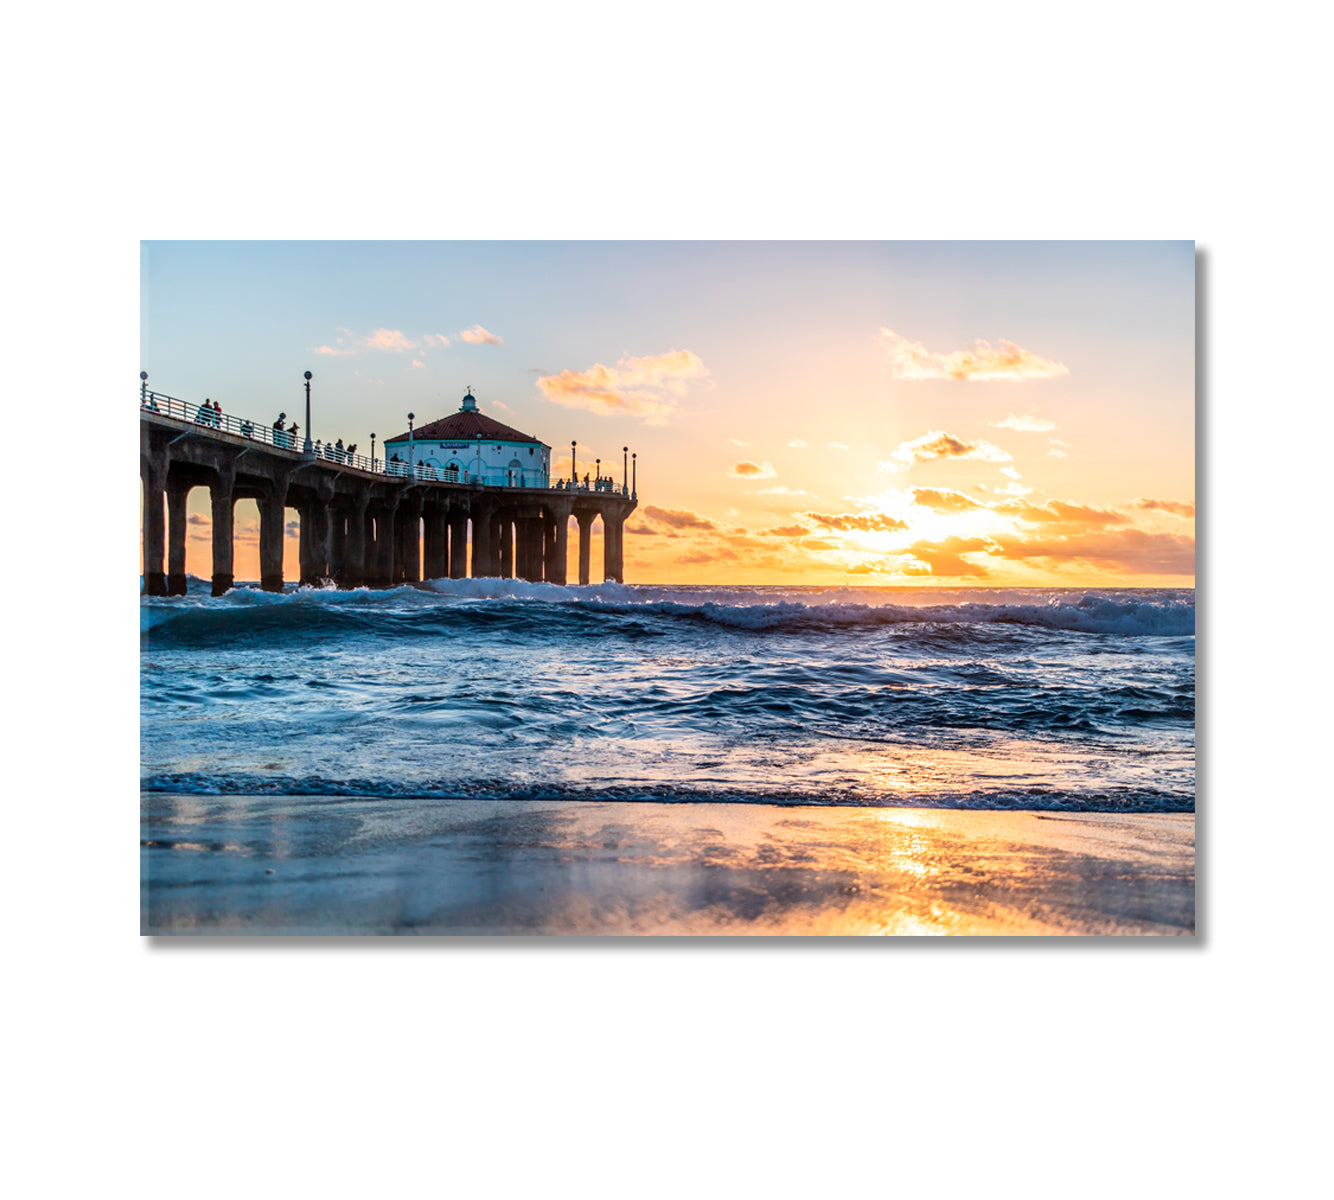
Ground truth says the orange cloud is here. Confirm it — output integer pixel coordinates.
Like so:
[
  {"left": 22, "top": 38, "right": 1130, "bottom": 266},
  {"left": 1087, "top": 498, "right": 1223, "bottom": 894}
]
[
  {"left": 989, "top": 529, "right": 1195, "bottom": 575},
  {"left": 805, "top": 511, "right": 910, "bottom": 533},
  {"left": 731, "top": 460, "right": 777, "bottom": 478},
  {"left": 364, "top": 328, "right": 417, "bottom": 352},
  {"left": 761, "top": 524, "right": 811, "bottom": 537},
  {"left": 909, "top": 487, "right": 983, "bottom": 514},
  {"left": 459, "top": 324, "right": 503, "bottom": 345},
  {"left": 891, "top": 430, "right": 1012, "bottom": 466},
  {"left": 537, "top": 349, "right": 708, "bottom": 425},
  {"left": 1134, "top": 497, "right": 1196, "bottom": 518},
  {"left": 880, "top": 328, "right": 1069, "bottom": 381},
  {"left": 994, "top": 413, "right": 1056, "bottom": 432},
  {"left": 642, "top": 505, "right": 717, "bottom": 532}
]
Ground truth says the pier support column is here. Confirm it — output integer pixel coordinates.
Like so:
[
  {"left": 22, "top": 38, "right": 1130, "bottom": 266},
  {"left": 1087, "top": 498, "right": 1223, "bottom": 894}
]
[
  {"left": 166, "top": 478, "right": 189, "bottom": 595},
  {"left": 469, "top": 502, "right": 495, "bottom": 578},
  {"left": 449, "top": 508, "right": 469, "bottom": 578},
  {"left": 498, "top": 515, "right": 513, "bottom": 579},
  {"left": 330, "top": 507, "right": 347, "bottom": 582},
  {"left": 398, "top": 492, "right": 423, "bottom": 583},
  {"left": 576, "top": 511, "right": 594, "bottom": 586},
  {"left": 258, "top": 477, "right": 288, "bottom": 592},
  {"left": 341, "top": 494, "right": 369, "bottom": 587},
  {"left": 376, "top": 493, "right": 401, "bottom": 585},
  {"left": 603, "top": 512, "right": 625, "bottom": 583},
  {"left": 141, "top": 457, "right": 167, "bottom": 595},
  {"left": 210, "top": 470, "right": 236, "bottom": 596},
  {"left": 300, "top": 483, "right": 334, "bottom": 586},
  {"left": 548, "top": 502, "right": 572, "bottom": 586},
  {"left": 424, "top": 502, "right": 448, "bottom": 581}
]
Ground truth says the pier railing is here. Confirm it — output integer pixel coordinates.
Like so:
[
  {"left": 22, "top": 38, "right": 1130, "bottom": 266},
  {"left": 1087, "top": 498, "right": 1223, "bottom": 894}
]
[{"left": 140, "top": 389, "right": 635, "bottom": 496}]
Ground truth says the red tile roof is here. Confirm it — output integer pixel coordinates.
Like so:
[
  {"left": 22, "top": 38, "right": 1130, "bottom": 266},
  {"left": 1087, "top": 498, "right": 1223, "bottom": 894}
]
[{"left": 384, "top": 410, "right": 546, "bottom": 446}]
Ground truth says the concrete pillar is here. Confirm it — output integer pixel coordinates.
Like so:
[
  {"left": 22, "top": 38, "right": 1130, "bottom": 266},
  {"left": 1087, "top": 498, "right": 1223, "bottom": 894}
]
[
  {"left": 449, "top": 509, "right": 469, "bottom": 579},
  {"left": 258, "top": 477, "right": 289, "bottom": 593},
  {"left": 551, "top": 510, "right": 570, "bottom": 586},
  {"left": 142, "top": 458, "right": 168, "bottom": 596},
  {"left": 301, "top": 488, "right": 333, "bottom": 586},
  {"left": 210, "top": 472, "right": 236, "bottom": 596},
  {"left": 166, "top": 478, "right": 189, "bottom": 595},
  {"left": 603, "top": 511, "right": 625, "bottom": 584},
  {"left": 342, "top": 494, "right": 368, "bottom": 587},
  {"left": 470, "top": 505, "right": 494, "bottom": 578},
  {"left": 498, "top": 516, "right": 513, "bottom": 579},
  {"left": 576, "top": 511, "right": 594, "bottom": 586},
  {"left": 515, "top": 517, "right": 541, "bottom": 582},
  {"left": 330, "top": 507, "right": 347, "bottom": 581},
  {"left": 376, "top": 493, "right": 400, "bottom": 584},
  {"left": 424, "top": 504, "right": 448, "bottom": 580},
  {"left": 398, "top": 493, "right": 423, "bottom": 583}
]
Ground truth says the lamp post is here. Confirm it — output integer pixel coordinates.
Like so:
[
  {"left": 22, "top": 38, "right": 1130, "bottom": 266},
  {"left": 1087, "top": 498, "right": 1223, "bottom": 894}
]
[
  {"left": 571, "top": 440, "right": 577, "bottom": 487},
  {"left": 632, "top": 452, "right": 637, "bottom": 498},
  {"left": 370, "top": 433, "right": 376, "bottom": 472},
  {"left": 302, "top": 371, "right": 314, "bottom": 454},
  {"left": 623, "top": 446, "right": 628, "bottom": 495},
  {"left": 408, "top": 412, "right": 415, "bottom": 471},
  {"left": 475, "top": 432, "right": 483, "bottom": 483},
  {"left": 140, "top": 371, "right": 148, "bottom": 405}
]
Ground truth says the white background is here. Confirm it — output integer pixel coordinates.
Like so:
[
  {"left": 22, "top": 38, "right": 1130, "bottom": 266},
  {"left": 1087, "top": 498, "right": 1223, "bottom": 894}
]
[{"left": 6, "top": 2, "right": 1330, "bottom": 1196}]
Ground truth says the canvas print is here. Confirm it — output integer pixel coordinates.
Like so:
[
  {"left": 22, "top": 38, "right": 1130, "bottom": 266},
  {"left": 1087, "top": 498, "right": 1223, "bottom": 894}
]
[{"left": 140, "top": 241, "right": 1195, "bottom": 935}]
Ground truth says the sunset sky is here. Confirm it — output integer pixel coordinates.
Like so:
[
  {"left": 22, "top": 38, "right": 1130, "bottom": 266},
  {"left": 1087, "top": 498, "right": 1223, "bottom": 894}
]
[{"left": 141, "top": 241, "right": 1194, "bottom": 586}]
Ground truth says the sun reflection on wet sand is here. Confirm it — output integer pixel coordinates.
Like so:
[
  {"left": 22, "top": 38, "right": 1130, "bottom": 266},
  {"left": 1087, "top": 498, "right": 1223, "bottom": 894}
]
[{"left": 143, "top": 795, "right": 1194, "bottom": 936}]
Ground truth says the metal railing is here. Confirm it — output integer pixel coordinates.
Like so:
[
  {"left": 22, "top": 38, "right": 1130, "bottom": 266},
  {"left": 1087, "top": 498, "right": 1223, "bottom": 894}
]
[{"left": 140, "top": 389, "right": 636, "bottom": 496}]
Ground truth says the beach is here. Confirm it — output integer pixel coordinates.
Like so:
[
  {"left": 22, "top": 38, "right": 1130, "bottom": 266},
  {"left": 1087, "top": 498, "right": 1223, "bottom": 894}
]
[{"left": 142, "top": 795, "right": 1194, "bottom": 936}]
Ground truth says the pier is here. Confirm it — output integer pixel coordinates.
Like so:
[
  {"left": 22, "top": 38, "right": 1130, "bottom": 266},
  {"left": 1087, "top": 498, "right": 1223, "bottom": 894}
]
[{"left": 139, "top": 388, "right": 638, "bottom": 595}]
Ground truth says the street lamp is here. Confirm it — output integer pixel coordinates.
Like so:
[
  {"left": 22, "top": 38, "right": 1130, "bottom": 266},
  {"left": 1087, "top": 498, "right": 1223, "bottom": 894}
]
[
  {"left": 407, "top": 412, "right": 415, "bottom": 471},
  {"left": 475, "top": 432, "right": 484, "bottom": 483},
  {"left": 303, "top": 371, "right": 314, "bottom": 454},
  {"left": 632, "top": 452, "right": 637, "bottom": 498},
  {"left": 571, "top": 440, "right": 577, "bottom": 487},
  {"left": 623, "top": 446, "right": 628, "bottom": 495},
  {"left": 140, "top": 371, "right": 148, "bottom": 405},
  {"left": 595, "top": 458, "right": 601, "bottom": 489},
  {"left": 370, "top": 433, "right": 377, "bottom": 472}
]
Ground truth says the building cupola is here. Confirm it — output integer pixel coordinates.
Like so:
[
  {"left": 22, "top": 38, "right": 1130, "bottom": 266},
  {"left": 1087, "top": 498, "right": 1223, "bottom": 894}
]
[{"left": 460, "top": 389, "right": 478, "bottom": 412}]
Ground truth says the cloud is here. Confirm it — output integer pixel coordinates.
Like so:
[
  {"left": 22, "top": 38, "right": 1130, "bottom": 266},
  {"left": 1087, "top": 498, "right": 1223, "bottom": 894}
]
[
  {"left": 459, "top": 324, "right": 503, "bottom": 345},
  {"left": 879, "top": 328, "right": 1069, "bottom": 381},
  {"left": 1134, "top": 497, "right": 1196, "bottom": 518},
  {"left": 989, "top": 529, "right": 1195, "bottom": 575},
  {"left": 891, "top": 430, "right": 1012, "bottom": 466},
  {"left": 996, "top": 499, "right": 1127, "bottom": 529},
  {"left": 1048, "top": 447, "right": 1067, "bottom": 458},
  {"left": 537, "top": 349, "right": 708, "bottom": 425},
  {"left": 423, "top": 333, "right": 451, "bottom": 349},
  {"left": 805, "top": 511, "right": 911, "bottom": 533},
  {"left": 788, "top": 439, "right": 808, "bottom": 447},
  {"left": 677, "top": 550, "right": 729, "bottom": 565},
  {"left": 909, "top": 487, "right": 984, "bottom": 514},
  {"left": 728, "top": 438, "right": 751, "bottom": 447},
  {"left": 731, "top": 460, "right": 777, "bottom": 478},
  {"left": 317, "top": 327, "right": 425, "bottom": 355},
  {"left": 364, "top": 328, "right": 417, "bottom": 352},
  {"left": 900, "top": 536, "right": 994, "bottom": 577},
  {"left": 752, "top": 486, "right": 810, "bottom": 496},
  {"left": 411, "top": 359, "right": 425, "bottom": 368},
  {"left": 827, "top": 442, "right": 849, "bottom": 451},
  {"left": 642, "top": 505, "right": 717, "bottom": 532},
  {"left": 761, "top": 524, "right": 811, "bottom": 537},
  {"left": 994, "top": 413, "right": 1056, "bottom": 432}
]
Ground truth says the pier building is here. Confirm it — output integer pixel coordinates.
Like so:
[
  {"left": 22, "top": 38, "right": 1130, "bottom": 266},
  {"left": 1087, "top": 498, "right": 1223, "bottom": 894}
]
[
  {"left": 140, "top": 380, "right": 637, "bottom": 596},
  {"left": 381, "top": 391, "right": 551, "bottom": 487}
]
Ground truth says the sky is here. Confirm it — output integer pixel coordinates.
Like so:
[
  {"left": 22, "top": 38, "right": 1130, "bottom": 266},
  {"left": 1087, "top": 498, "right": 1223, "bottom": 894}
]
[{"left": 141, "top": 241, "right": 1194, "bottom": 587}]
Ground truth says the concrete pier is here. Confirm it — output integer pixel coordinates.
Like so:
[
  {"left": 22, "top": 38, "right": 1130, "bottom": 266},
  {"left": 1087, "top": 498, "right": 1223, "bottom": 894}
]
[{"left": 141, "top": 406, "right": 637, "bottom": 593}]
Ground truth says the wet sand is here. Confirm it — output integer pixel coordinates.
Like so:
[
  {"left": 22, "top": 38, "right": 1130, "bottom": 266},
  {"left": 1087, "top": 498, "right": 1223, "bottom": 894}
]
[{"left": 141, "top": 795, "right": 1194, "bottom": 936}]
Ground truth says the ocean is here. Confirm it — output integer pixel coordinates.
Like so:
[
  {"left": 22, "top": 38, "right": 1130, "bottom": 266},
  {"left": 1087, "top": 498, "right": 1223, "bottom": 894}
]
[{"left": 141, "top": 581, "right": 1195, "bottom": 813}]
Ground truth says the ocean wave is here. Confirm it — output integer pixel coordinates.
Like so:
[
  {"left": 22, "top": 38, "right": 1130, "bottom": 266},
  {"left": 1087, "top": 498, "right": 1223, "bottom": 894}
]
[
  {"left": 140, "top": 771, "right": 1194, "bottom": 813},
  {"left": 141, "top": 580, "right": 1194, "bottom": 640}
]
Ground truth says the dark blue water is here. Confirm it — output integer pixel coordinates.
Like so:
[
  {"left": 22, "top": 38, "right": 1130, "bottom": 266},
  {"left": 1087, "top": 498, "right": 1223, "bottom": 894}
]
[{"left": 140, "top": 579, "right": 1195, "bottom": 811}]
